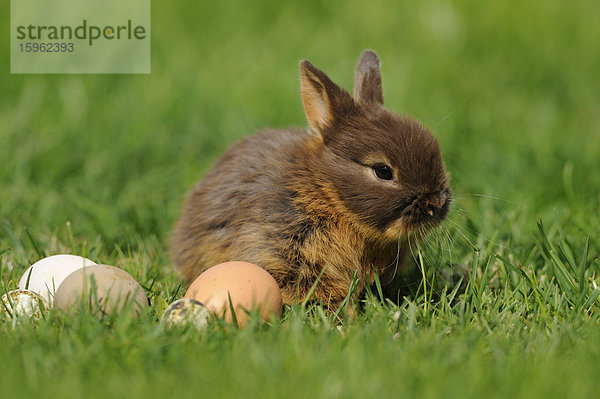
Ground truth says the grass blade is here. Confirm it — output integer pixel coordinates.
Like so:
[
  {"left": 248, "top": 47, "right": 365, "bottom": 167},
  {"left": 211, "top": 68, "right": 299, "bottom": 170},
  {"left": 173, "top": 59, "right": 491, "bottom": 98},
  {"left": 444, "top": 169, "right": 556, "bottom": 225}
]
[
  {"left": 227, "top": 291, "right": 239, "bottom": 329},
  {"left": 578, "top": 236, "right": 590, "bottom": 295},
  {"left": 24, "top": 227, "right": 45, "bottom": 259},
  {"left": 372, "top": 271, "right": 385, "bottom": 303}
]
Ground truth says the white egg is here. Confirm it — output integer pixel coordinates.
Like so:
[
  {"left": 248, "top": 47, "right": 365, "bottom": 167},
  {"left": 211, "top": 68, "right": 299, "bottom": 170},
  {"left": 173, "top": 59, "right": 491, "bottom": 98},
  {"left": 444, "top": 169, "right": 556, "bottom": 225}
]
[
  {"left": 18, "top": 254, "right": 96, "bottom": 304},
  {"left": 1, "top": 289, "right": 49, "bottom": 320}
]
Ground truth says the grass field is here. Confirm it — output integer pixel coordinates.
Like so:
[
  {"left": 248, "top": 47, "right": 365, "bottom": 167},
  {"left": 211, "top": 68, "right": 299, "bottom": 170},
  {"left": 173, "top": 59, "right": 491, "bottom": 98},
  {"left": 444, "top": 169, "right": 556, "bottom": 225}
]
[{"left": 2, "top": 0, "right": 600, "bottom": 397}]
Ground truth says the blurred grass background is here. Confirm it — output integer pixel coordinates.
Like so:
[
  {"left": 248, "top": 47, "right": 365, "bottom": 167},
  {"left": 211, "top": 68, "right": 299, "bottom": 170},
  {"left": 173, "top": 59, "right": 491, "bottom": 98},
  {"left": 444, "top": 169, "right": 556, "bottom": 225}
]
[
  {"left": 1, "top": 0, "right": 600, "bottom": 398},
  {"left": 1, "top": 0, "right": 598, "bottom": 251}
]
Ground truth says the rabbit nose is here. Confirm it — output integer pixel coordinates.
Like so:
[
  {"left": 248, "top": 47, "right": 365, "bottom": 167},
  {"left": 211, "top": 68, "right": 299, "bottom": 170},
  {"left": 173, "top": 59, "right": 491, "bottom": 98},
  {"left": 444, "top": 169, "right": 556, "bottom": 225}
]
[
  {"left": 424, "top": 191, "right": 449, "bottom": 217},
  {"left": 424, "top": 201, "right": 437, "bottom": 216},
  {"left": 400, "top": 189, "right": 450, "bottom": 228}
]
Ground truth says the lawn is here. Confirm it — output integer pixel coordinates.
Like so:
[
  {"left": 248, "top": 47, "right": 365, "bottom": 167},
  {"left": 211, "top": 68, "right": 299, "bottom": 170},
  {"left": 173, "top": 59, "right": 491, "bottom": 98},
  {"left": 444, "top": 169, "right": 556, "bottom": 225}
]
[{"left": 1, "top": 0, "right": 600, "bottom": 398}]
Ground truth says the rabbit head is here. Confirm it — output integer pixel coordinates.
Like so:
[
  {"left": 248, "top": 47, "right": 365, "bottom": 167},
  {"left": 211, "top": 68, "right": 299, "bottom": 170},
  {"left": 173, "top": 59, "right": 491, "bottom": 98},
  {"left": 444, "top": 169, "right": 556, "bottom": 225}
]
[{"left": 300, "top": 50, "right": 450, "bottom": 241}]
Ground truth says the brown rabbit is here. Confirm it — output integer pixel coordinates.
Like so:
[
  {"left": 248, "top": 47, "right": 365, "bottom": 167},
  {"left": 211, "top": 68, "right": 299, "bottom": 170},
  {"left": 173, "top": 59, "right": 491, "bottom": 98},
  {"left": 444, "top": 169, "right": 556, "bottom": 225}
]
[{"left": 171, "top": 50, "right": 450, "bottom": 310}]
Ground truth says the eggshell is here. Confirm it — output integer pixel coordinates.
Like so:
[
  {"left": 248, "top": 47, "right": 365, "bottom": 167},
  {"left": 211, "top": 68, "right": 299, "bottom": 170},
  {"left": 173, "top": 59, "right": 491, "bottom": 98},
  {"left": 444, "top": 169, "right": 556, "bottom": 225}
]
[
  {"left": 161, "top": 298, "right": 211, "bottom": 331},
  {"left": 18, "top": 254, "right": 96, "bottom": 305},
  {"left": 1, "top": 289, "right": 49, "bottom": 320},
  {"left": 54, "top": 265, "right": 148, "bottom": 317},
  {"left": 184, "top": 261, "right": 283, "bottom": 327}
]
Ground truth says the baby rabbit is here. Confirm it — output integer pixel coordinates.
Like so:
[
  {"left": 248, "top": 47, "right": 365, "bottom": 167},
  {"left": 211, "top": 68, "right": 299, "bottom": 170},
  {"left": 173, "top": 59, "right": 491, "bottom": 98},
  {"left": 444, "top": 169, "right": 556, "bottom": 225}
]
[{"left": 171, "top": 50, "right": 450, "bottom": 310}]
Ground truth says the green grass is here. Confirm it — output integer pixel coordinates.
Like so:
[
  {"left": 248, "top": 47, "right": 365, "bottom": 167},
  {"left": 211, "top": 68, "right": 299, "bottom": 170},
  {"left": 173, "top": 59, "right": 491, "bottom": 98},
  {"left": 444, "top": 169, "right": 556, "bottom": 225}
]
[{"left": 2, "top": 0, "right": 600, "bottom": 397}]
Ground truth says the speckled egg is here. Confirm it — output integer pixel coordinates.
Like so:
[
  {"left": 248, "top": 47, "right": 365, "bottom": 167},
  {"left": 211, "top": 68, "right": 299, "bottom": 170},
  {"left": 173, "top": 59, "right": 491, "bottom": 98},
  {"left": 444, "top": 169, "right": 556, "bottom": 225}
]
[
  {"left": 184, "top": 261, "right": 283, "bottom": 327},
  {"left": 161, "top": 298, "right": 211, "bottom": 331},
  {"left": 53, "top": 265, "right": 148, "bottom": 317},
  {"left": 1, "top": 289, "right": 49, "bottom": 320},
  {"left": 18, "top": 254, "right": 96, "bottom": 304}
]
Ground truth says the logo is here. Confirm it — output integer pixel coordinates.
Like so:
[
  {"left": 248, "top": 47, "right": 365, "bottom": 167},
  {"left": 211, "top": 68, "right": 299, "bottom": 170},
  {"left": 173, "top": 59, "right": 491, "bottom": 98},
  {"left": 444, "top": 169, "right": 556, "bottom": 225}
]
[{"left": 11, "top": 0, "right": 151, "bottom": 74}]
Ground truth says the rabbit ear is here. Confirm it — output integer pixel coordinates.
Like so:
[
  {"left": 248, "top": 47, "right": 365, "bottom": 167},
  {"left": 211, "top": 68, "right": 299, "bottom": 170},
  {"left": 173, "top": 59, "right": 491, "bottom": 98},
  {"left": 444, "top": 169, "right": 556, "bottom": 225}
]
[
  {"left": 300, "top": 60, "right": 345, "bottom": 133},
  {"left": 353, "top": 50, "right": 383, "bottom": 105}
]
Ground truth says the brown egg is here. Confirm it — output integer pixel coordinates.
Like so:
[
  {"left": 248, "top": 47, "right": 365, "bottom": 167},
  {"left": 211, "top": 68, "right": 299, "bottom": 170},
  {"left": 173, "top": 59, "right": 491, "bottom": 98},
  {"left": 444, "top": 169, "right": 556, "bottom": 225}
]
[
  {"left": 184, "top": 261, "right": 283, "bottom": 327},
  {"left": 54, "top": 265, "right": 148, "bottom": 318}
]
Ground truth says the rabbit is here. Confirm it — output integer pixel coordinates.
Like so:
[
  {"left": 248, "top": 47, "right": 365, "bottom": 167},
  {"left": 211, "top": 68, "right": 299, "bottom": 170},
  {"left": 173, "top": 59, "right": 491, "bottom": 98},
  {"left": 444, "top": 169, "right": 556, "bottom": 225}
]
[{"left": 170, "top": 49, "right": 451, "bottom": 311}]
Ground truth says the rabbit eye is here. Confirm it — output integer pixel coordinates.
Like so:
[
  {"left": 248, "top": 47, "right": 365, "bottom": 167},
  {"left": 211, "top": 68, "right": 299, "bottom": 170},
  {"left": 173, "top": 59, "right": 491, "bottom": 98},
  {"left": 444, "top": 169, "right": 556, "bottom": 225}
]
[{"left": 373, "top": 165, "right": 393, "bottom": 180}]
